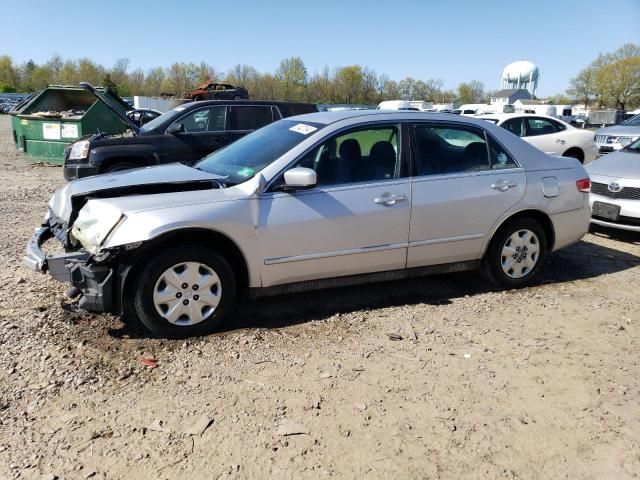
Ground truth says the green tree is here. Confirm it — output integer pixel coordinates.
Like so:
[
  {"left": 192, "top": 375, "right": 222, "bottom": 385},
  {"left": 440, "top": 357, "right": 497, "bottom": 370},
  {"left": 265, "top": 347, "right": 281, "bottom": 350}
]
[
  {"left": 335, "top": 66, "right": 364, "bottom": 103},
  {"left": 0, "top": 55, "right": 16, "bottom": 88},
  {"left": 457, "top": 80, "right": 485, "bottom": 104},
  {"left": 102, "top": 73, "right": 118, "bottom": 94},
  {"left": 276, "top": 56, "right": 307, "bottom": 100},
  {"left": 567, "top": 67, "right": 596, "bottom": 107},
  {"left": 46, "top": 54, "right": 63, "bottom": 84}
]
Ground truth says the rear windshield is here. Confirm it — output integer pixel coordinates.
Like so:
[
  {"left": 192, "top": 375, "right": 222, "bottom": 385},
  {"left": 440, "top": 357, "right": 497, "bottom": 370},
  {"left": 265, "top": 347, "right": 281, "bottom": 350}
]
[{"left": 195, "top": 120, "right": 324, "bottom": 184}]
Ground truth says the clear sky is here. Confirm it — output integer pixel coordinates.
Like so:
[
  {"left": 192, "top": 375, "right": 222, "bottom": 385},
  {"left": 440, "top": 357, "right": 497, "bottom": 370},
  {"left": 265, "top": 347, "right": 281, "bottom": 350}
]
[{"left": 1, "top": 0, "right": 638, "bottom": 96}]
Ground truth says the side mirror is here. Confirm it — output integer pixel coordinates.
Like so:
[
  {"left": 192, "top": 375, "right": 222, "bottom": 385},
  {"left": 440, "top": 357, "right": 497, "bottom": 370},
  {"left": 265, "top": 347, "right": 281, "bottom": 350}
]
[
  {"left": 283, "top": 167, "right": 317, "bottom": 189},
  {"left": 167, "top": 123, "right": 185, "bottom": 135}
]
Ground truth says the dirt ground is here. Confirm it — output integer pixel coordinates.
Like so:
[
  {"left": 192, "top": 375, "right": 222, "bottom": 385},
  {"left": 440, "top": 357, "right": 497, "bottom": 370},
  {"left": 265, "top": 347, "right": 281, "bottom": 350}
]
[{"left": 0, "top": 115, "right": 638, "bottom": 480}]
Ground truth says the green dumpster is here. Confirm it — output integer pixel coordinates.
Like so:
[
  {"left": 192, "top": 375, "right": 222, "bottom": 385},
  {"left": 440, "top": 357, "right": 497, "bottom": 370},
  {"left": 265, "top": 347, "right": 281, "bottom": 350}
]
[{"left": 10, "top": 85, "right": 131, "bottom": 164}]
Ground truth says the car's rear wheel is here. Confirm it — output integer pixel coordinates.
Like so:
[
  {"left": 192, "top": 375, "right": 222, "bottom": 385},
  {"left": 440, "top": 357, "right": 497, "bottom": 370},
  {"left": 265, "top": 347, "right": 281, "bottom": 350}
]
[
  {"left": 132, "top": 246, "right": 237, "bottom": 338},
  {"left": 481, "top": 218, "right": 547, "bottom": 288},
  {"left": 562, "top": 148, "right": 584, "bottom": 163}
]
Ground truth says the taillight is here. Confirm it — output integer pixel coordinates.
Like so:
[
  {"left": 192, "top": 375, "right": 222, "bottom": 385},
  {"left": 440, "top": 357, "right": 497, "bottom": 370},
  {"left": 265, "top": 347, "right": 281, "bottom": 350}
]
[{"left": 576, "top": 178, "right": 591, "bottom": 192}]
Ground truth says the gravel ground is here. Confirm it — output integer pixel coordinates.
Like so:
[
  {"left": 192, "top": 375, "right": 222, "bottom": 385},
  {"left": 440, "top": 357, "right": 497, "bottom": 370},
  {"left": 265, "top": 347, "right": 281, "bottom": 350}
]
[{"left": 0, "top": 115, "right": 638, "bottom": 480}]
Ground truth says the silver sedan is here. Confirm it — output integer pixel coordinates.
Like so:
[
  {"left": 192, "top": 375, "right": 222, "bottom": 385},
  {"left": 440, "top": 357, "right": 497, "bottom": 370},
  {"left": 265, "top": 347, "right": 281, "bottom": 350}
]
[
  {"left": 24, "top": 111, "right": 591, "bottom": 337},
  {"left": 586, "top": 138, "right": 640, "bottom": 232}
]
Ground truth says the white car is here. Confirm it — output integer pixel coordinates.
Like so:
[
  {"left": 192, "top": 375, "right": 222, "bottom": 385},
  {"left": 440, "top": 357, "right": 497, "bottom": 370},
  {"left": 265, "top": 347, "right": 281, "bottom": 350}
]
[
  {"left": 586, "top": 138, "right": 640, "bottom": 232},
  {"left": 478, "top": 113, "right": 598, "bottom": 164}
]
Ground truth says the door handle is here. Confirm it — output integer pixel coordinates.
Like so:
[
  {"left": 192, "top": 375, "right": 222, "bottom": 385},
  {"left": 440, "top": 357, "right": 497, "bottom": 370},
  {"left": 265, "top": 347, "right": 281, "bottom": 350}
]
[
  {"left": 555, "top": 139, "right": 566, "bottom": 144},
  {"left": 374, "top": 193, "right": 407, "bottom": 205},
  {"left": 491, "top": 180, "right": 517, "bottom": 192}
]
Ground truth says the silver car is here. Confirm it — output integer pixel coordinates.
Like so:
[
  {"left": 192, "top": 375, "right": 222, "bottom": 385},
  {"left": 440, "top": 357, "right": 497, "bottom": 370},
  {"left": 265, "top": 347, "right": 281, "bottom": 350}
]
[
  {"left": 594, "top": 114, "right": 640, "bottom": 155},
  {"left": 586, "top": 137, "right": 640, "bottom": 232},
  {"left": 24, "top": 111, "right": 591, "bottom": 337}
]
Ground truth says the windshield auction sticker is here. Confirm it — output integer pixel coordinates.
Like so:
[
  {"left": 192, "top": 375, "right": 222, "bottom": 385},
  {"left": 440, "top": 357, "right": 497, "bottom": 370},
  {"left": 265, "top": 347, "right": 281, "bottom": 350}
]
[
  {"left": 237, "top": 167, "right": 255, "bottom": 177},
  {"left": 42, "top": 123, "right": 61, "bottom": 140},
  {"left": 289, "top": 123, "right": 317, "bottom": 135}
]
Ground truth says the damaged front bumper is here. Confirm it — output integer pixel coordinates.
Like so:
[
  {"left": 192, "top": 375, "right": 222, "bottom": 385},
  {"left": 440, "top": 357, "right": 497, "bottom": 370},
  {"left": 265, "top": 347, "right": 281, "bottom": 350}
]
[{"left": 23, "top": 225, "right": 115, "bottom": 312}]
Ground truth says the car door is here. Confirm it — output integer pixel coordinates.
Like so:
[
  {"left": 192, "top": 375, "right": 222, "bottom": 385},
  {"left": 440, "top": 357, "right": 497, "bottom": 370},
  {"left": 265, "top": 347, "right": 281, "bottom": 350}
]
[
  {"left": 161, "top": 105, "right": 229, "bottom": 164},
  {"left": 522, "top": 116, "right": 566, "bottom": 155},
  {"left": 257, "top": 123, "right": 411, "bottom": 287},
  {"left": 408, "top": 122, "right": 526, "bottom": 267}
]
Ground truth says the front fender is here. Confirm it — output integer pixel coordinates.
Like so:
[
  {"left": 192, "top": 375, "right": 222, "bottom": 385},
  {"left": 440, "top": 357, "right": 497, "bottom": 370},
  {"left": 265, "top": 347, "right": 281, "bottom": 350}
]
[
  {"left": 89, "top": 143, "right": 158, "bottom": 168},
  {"left": 103, "top": 200, "right": 262, "bottom": 287}
]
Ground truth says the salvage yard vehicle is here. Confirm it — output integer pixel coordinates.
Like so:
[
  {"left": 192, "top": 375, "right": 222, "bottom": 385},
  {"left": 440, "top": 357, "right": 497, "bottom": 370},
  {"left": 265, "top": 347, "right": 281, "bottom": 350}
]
[
  {"left": 63, "top": 84, "right": 317, "bottom": 180},
  {"left": 183, "top": 81, "right": 249, "bottom": 101},
  {"left": 478, "top": 113, "right": 598, "bottom": 164},
  {"left": 594, "top": 114, "right": 640, "bottom": 155},
  {"left": 24, "top": 110, "right": 591, "bottom": 338},
  {"left": 586, "top": 137, "right": 640, "bottom": 232}
]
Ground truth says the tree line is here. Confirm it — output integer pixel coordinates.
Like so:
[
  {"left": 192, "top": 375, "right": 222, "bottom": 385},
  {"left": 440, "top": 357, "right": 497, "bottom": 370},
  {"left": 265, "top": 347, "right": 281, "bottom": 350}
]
[
  {"left": 567, "top": 43, "right": 640, "bottom": 109},
  {"left": 0, "top": 43, "right": 638, "bottom": 109},
  {"left": 0, "top": 54, "right": 493, "bottom": 105}
]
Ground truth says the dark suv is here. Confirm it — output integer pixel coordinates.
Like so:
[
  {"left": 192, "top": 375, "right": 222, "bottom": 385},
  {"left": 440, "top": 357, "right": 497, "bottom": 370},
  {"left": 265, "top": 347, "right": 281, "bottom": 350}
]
[{"left": 63, "top": 95, "right": 317, "bottom": 180}]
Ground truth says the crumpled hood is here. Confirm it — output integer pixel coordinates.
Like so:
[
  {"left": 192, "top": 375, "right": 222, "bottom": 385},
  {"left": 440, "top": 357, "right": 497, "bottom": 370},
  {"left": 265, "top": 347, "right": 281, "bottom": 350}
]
[
  {"left": 48, "top": 163, "right": 224, "bottom": 223},
  {"left": 595, "top": 125, "right": 640, "bottom": 137},
  {"left": 585, "top": 151, "right": 640, "bottom": 179}
]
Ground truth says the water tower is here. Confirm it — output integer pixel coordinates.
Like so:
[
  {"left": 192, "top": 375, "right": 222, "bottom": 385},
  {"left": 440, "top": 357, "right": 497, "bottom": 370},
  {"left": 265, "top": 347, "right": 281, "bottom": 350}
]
[{"left": 501, "top": 61, "right": 539, "bottom": 96}]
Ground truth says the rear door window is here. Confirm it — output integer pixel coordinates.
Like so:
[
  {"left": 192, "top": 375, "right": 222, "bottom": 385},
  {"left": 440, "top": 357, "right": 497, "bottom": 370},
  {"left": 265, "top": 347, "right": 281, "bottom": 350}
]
[
  {"left": 228, "top": 106, "right": 274, "bottom": 131},
  {"left": 525, "top": 117, "right": 560, "bottom": 136},
  {"left": 501, "top": 117, "right": 525, "bottom": 137},
  {"left": 414, "top": 125, "right": 490, "bottom": 175}
]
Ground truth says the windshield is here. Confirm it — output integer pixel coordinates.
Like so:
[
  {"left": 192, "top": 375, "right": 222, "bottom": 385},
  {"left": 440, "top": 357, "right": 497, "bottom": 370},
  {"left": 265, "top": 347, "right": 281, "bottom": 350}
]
[
  {"left": 623, "top": 114, "right": 640, "bottom": 126},
  {"left": 480, "top": 118, "right": 499, "bottom": 124},
  {"left": 195, "top": 120, "right": 324, "bottom": 184},
  {"left": 139, "top": 105, "right": 189, "bottom": 133},
  {"left": 625, "top": 137, "right": 640, "bottom": 152}
]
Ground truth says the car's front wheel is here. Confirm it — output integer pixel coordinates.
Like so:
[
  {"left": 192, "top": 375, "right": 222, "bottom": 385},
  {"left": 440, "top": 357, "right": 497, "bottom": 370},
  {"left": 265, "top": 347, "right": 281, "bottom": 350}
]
[
  {"left": 104, "top": 161, "right": 140, "bottom": 174},
  {"left": 481, "top": 218, "right": 547, "bottom": 288},
  {"left": 132, "top": 247, "right": 237, "bottom": 337}
]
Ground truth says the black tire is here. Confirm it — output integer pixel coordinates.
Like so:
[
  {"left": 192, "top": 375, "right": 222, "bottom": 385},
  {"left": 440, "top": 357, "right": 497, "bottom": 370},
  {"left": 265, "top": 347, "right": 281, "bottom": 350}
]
[
  {"left": 131, "top": 246, "right": 237, "bottom": 338},
  {"left": 562, "top": 149, "right": 584, "bottom": 163},
  {"left": 104, "top": 161, "right": 140, "bottom": 174},
  {"left": 481, "top": 218, "right": 547, "bottom": 288}
]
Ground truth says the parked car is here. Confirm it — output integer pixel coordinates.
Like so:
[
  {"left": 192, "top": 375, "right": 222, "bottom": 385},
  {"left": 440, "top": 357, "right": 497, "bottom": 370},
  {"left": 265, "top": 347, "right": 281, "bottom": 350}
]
[
  {"left": 24, "top": 111, "right": 591, "bottom": 337},
  {"left": 585, "top": 137, "right": 640, "bottom": 232},
  {"left": 183, "top": 81, "right": 249, "bottom": 101},
  {"left": 478, "top": 113, "right": 598, "bottom": 163},
  {"left": 63, "top": 90, "right": 317, "bottom": 180},
  {"left": 126, "top": 108, "right": 162, "bottom": 127},
  {"left": 594, "top": 114, "right": 640, "bottom": 155}
]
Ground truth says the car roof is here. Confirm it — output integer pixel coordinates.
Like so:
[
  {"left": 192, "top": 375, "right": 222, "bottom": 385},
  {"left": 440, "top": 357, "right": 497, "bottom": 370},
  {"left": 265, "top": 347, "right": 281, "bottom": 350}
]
[
  {"left": 291, "top": 109, "right": 500, "bottom": 126},
  {"left": 475, "top": 112, "right": 565, "bottom": 122},
  {"left": 181, "top": 99, "right": 314, "bottom": 108}
]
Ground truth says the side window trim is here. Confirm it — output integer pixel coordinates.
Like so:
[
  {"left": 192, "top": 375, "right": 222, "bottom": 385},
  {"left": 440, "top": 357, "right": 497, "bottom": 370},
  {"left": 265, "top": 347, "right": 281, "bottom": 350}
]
[{"left": 263, "top": 121, "right": 406, "bottom": 194}]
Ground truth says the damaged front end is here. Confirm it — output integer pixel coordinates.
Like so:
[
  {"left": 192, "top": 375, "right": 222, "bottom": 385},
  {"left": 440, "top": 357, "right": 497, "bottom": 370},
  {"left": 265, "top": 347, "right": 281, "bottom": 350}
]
[
  {"left": 22, "top": 201, "right": 126, "bottom": 313},
  {"left": 23, "top": 162, "right": 228, "bottom": 315}
]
